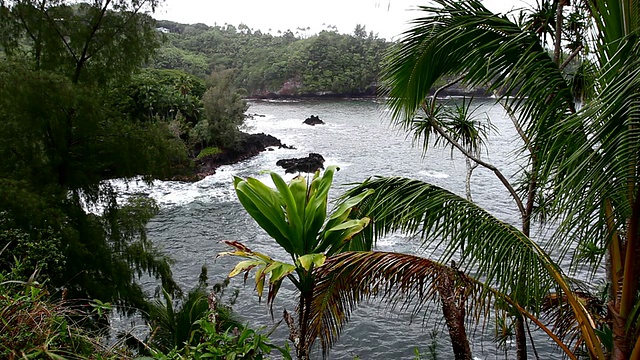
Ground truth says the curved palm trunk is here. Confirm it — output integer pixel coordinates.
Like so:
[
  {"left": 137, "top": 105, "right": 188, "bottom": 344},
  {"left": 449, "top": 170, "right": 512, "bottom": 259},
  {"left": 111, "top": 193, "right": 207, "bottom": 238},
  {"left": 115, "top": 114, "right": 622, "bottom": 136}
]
[
  {"left": 612, "top": 190, "right": 640, "bottom": 360},
  {"left": 436, "top": 267, "right": 472, "bottom": 360}
]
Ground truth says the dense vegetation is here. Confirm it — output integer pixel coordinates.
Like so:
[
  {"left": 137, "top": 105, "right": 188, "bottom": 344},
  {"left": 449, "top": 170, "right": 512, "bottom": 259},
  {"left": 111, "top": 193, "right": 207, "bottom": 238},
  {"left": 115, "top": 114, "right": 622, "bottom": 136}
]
[
  {"left": 221, "top": 1, "right": 640, "bottom": 360},
  {"left": 6, "top": 0, "right": 640, "bottom": 358},
  {"left": 151, "top": 21, "right": 390, "bottom": 96},
  {"left": 0, "top": 0, "right": 274, "bottom": 357}
]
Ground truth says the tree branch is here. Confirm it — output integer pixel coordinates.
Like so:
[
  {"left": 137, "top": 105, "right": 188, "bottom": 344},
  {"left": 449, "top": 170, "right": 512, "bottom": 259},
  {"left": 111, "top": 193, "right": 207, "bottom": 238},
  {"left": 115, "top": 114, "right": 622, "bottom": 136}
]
[
  {"left": 73, "top": 0, "right": 112, "bottom": 83},
  {"left": 559, "top": 44, "right": 583, "bottom": 71},
  {"left": 430, "top": 74, "right": 465, "bottom": 115},
  {"left": 420, "top": 103, "right": 526, "bottom": 217}
]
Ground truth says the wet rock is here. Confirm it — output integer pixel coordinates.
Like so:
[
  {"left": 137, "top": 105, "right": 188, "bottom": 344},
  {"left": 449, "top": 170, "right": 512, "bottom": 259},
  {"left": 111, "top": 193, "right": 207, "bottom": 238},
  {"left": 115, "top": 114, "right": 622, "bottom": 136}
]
[
  {"left": 276, "top": 153, "right": 325, "bottom": 174},
  {"left": 303, "top": 115, "right": 324, "bottom": 126},
  {"left": 195, "top": 132, "right": 293, "bottom": 178}
]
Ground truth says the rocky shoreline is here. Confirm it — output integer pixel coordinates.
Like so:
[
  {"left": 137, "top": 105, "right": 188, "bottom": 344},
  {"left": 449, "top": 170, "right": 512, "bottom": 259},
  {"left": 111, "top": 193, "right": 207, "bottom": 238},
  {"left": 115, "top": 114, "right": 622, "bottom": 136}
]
[
  {"left": 198, "top": 132, "right": 294, "bottom": 175},
  {"left": 170, "top": 132, "right": 293, "bottom": 181},
  {"left": 173, "top": 87, "right": 494, "bottom": 182}
]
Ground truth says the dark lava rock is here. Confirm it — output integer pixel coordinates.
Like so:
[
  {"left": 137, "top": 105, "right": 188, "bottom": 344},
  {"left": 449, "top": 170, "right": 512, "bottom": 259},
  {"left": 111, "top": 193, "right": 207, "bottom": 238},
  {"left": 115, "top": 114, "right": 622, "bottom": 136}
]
[
  {"left": 303, "top": 115, "right": 324, "bottom": 126},
  {"left": 194, "top": 132, "right": 293, "bottom": 178},
  {"left": 276, "top": 153, "right": 325, "bottom": 174}
]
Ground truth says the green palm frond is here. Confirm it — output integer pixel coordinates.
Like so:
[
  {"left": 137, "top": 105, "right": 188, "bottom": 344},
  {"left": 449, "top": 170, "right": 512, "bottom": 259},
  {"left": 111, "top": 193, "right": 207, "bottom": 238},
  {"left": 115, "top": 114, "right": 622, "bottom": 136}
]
[
  {"left": 382, "top": 0, "right": 574, "bottom": 152},
  {"left": 342, "top": 176, "right": 559, "bottom": 308},
  {"left": 541, "top": 39, "right": 640, "bottom": 269},
  {"left": 147, "top": 288, "right": 210, "bottom": 352}
]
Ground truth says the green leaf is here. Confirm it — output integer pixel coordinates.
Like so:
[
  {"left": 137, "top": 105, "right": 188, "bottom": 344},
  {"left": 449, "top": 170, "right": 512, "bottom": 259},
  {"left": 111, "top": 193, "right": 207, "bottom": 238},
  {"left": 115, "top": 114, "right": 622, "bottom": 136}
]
[
  {"left": 228, "top": 259, "right": 262, "bottom": 278},
  {"left": 234, "top": 177, "right": 294, "bottom": 253},
  {"left": 319, "top": 218, "right": 371, "bottom": 256},
  {"left": 297, "top": 253, "right": 326, "bottom": 271},
  {"left": 264, "top": 261, "right": 296, "bottom": 282}
]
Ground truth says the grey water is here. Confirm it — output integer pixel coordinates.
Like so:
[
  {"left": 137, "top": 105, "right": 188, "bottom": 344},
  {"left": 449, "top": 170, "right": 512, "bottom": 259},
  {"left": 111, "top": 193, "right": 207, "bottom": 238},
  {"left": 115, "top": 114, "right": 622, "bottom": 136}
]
[{"left": 117, "top": 98, "right": 563, "bottom": 359}]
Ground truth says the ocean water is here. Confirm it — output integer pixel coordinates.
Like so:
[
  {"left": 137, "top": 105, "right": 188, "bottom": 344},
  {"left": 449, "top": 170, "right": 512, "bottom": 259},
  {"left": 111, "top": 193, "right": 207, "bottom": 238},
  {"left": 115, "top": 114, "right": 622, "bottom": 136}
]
[{"left": 115, "top": 98, "right": 565, "bottom": 359}]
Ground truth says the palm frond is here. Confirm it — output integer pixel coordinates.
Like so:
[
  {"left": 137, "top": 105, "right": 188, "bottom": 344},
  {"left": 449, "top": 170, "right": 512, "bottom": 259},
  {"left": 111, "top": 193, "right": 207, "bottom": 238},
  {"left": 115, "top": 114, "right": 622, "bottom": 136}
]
[
  {"left": 382, "top": 0, "right": 574, "bottom": 154},
  {"left": 541, "top": 289, "right": 607, "bottom": 354},
  {"left": 342, "top": 176, "right": 558, "bottom": 308},
  {"left": 541, "top": 38, "right": 640, "bottom": 271},
  {"left": 307, "top": 251, "right": 479, "bottom": 356},
  {"left": 308, "top": 251, "right": 582, "bottom": 359},
  {"left": 341, "top": 176, "right": 606, "bottom": 357}
]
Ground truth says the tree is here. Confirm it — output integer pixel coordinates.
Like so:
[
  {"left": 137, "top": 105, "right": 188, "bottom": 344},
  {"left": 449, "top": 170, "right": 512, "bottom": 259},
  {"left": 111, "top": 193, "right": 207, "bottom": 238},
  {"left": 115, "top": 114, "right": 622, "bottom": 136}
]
[
  {"left": 0, "top": 0, "right": 184, "bottom": 312},
  {"left": 0, "top": 0, "right": 162, "bottom": 84},
  {"left": 200, "top": 69, "right": 248, "bottom": 149},
  {"left": 307, "top": 0, "right": 640, "bottom": 359},
  {"left": 220, "top": 166, "right": 372, "bottom": 359}
]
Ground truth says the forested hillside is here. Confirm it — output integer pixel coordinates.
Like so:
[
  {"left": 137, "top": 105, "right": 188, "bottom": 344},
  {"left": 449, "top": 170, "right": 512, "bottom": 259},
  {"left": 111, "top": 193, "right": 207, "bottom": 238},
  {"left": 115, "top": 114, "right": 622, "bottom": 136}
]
[{"left": 151, "top": 20, "right": 391, "bottom": 96}]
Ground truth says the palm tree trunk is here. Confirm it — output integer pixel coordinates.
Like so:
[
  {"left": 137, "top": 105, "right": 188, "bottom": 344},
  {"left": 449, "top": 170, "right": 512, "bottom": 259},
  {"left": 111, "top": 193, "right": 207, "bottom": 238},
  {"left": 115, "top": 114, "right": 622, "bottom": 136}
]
[
  {"left": 515, "top": 316, "right": 528, "bottom": 360},
  {"left": 437, "top": 268, "right": 472, "bottom": 360},
  {"left": 612, "top": 192, "right": 640, "bottom": 359},
  {"left": 553, "top": 0, "right": 566, "bottom": 65}
]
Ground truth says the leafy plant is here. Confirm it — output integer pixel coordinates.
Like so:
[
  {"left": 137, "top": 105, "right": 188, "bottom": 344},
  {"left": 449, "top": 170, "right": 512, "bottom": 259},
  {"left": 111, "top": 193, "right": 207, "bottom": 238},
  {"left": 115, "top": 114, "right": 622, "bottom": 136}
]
[
  {"left": 0, "top": 256, "right": 126, "bottom": 359},
  {"left": 220, "top": 166, "right": 372, "bottom": 359},
  {"left": 150, "top": 315, "right": 290, "bottom": 360}
]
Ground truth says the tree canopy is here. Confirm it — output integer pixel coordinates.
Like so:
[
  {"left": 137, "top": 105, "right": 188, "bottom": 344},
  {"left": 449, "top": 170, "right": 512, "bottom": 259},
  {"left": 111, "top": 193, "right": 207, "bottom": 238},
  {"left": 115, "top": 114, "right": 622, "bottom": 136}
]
[
  {"left": 0, "top": 0, "right": 183, "bottom": 311},
  {"left": 151, "top": 20, "right": 391, "bottom": 96}
]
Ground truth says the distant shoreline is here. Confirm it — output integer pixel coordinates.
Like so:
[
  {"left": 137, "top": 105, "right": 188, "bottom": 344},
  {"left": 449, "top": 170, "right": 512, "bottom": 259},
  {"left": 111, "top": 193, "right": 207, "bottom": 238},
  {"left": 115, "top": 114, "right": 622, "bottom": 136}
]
[{"left": 246, "top": 87, "right": 492, "bottom": 101}]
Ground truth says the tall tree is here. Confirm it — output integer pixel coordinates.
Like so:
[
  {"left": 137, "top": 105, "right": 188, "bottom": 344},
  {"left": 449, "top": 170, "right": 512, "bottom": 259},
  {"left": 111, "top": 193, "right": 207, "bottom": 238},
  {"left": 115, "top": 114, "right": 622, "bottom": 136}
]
[
  {"left": 308, "top": 0, "right": 640, "bottom": 359},
  {"left": 0, "top": 0, "right": 183, "bottom": 311}
]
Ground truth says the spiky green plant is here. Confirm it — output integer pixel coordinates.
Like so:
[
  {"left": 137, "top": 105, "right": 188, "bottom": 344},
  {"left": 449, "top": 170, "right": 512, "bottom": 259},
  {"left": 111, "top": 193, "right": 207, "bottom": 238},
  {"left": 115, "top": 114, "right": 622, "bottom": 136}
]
[{"left": 220, "top": 166, "right": 372, "bottom": 359}]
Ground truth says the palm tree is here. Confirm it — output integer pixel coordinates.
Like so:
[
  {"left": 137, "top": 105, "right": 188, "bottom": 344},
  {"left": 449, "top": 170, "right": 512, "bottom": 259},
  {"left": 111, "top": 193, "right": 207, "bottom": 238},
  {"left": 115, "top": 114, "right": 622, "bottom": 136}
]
[
  {"left": 307, "top": 0, "right": 640, "bottom": 359},
  {"left": 219, "top": 166, "right": 372, "bottom": 359}
]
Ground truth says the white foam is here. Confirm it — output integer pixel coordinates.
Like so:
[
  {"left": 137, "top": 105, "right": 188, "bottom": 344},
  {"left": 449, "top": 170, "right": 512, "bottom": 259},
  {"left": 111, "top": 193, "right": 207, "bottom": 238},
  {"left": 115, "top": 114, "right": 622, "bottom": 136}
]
[
  {"left": 419, "top": 170, "right": 450, "bottom": 179},
  {"left": 104, "top": 169, "right": 241, "bottom": 210}
]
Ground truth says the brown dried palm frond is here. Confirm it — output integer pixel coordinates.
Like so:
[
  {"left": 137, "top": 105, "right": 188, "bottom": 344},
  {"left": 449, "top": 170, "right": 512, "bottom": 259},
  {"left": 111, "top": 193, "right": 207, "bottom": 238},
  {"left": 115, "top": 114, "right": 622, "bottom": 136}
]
[
  {"left": 541, "top": 289, "right": 607, "bottom": 354},
  {"left": 307, "top": 251, "right": 484, "bottom": 357}
]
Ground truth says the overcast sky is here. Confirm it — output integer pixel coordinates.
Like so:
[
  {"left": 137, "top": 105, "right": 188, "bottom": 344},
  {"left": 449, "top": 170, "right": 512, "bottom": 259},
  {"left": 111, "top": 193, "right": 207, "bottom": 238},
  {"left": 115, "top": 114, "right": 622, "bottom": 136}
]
[{"left": 156, "top": 0, "right": 533, "bottom": 40}]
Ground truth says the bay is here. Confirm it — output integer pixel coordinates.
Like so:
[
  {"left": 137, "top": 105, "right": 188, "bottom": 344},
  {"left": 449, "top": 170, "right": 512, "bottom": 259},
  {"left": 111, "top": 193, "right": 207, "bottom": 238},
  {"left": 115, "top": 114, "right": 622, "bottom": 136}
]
[{"left": 117, "top": 98, "right": 560, "bottom": 359}]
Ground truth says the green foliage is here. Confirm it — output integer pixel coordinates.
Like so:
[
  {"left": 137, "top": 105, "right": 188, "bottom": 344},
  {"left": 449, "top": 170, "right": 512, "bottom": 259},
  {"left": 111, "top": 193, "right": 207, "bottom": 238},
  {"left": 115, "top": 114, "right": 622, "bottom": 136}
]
[
  {"left": 322, "top": 0, "right": 640, "bottom": 358},
  {"left": 151, "top": 317, "right": 289, "bottom": 360},
  {"left": 146, "top": 269, "right": 289, "bottom": 360},
  {"left": 152, "top": 46, "right": 210, "bottom": 78},
  {"left": 0, "top": 183, "right": 67, "bottom": 282},
  {"left": 0, "top": 0, "right": 185, "bottom": 314},
  {"left": 146, "top": 288, "right": 212, "bottom": 353},
  {"left": 111, "top": 69, "right": 205, "bottom": 124},
  {"left": 0, "top": 259, "right": 127, "bottom": 359},
  {"left": 196, "top": 146, "right": 222, "bottom": 160},
  {"left": 201, "top": 69, "right": 248, "bottom": 148},
  {"left": 222, "top": 166, "right": 372, "bottom": 358},
  {"left": 151, "top": 21, "right": 390, "bottom": 96},
  {"left": 0, "top": 0, "right": 162, "bottom": 84}
]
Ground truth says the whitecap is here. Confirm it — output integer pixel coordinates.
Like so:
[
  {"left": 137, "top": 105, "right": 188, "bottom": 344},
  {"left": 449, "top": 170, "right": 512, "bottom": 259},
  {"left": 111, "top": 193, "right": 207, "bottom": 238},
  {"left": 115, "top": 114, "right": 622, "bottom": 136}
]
[{"left": 419, "top": 170, "right": 450, "bottom": 179}]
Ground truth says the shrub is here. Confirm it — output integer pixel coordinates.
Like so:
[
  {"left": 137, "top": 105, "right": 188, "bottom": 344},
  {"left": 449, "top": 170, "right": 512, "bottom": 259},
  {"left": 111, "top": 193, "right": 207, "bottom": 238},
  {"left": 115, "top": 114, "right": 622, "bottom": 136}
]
[
  {"left": 0, "top": 262, "right": 127, "bottom": 359},
  {"left": 196, "top": 146, "right": 222, "bottom": 160}
]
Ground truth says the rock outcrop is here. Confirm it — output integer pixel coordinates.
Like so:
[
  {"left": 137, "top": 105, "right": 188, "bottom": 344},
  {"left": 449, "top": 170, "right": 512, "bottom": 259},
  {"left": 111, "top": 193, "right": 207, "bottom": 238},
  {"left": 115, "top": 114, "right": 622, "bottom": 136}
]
[
  {"left": 303, "top": 115, "right": 324, "bottom": 126},
  {"left": 192, "top": 132, "right": 292, "bottom": 179},
  {"left": 276, "top": 153, "right": 325, "bottom": 174}
]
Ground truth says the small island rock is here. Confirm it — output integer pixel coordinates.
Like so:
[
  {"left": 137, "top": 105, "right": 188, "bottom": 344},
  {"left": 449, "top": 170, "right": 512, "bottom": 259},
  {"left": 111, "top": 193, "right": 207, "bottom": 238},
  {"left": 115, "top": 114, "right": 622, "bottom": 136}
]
[{"left": 303, "top": 115, "right": 324, "bottom": 126}]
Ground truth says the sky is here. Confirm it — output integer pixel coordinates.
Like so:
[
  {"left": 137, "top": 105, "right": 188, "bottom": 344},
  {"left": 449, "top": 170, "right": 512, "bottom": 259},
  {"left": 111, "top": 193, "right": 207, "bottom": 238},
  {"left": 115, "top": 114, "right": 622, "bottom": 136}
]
[{"left": 156, "top": 0, "right": 533, "bottom": 41}]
